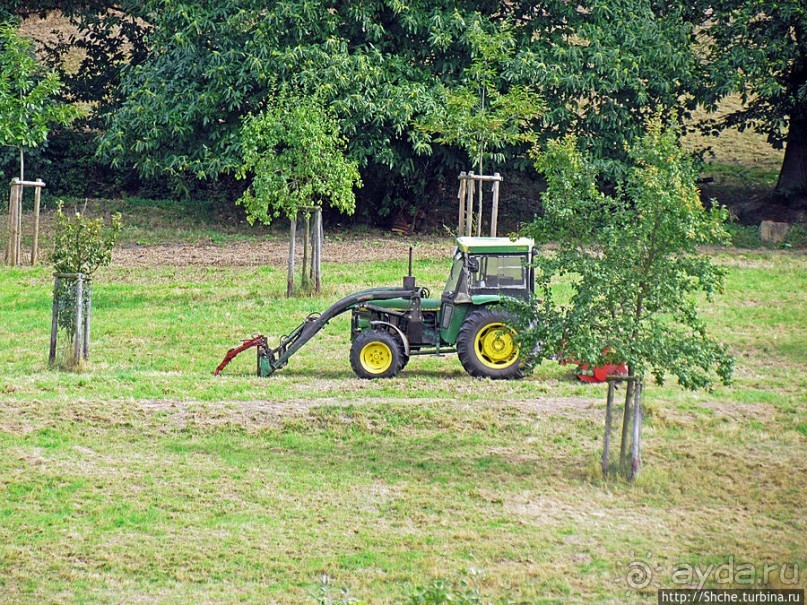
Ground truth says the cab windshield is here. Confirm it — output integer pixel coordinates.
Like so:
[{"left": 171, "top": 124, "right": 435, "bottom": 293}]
[{"left": 442, "top": 251, "right": 466, "bottom": 298}]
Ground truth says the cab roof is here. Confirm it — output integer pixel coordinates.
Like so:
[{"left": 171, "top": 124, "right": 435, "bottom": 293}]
[{"left": 456, "top": 236, "right": 535, "bottom": 254}]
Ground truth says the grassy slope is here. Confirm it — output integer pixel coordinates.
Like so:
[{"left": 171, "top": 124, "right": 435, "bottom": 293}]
[{"left": 0, "top": 218, "right": 805, "bottom": 603}]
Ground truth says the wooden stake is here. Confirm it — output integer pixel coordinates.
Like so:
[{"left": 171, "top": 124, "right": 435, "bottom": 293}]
[
  {"left": 49, "top": 276, "right": 60, "bottom": 366},
  {"left": 314, "top": 208, "right": 325, "bottom": 294},
  {"left": 287, "top": 216, "right": 296, "bottom": 297},
  {"left": 302, "top": 212, "right": 310, "bottom": 287},
  {"left": 83, "top": 281, "right": 92, "bottom": 360},
  {"left": 7, "top": 181, "right": 20, "bottom": 265},
  {"left": 477, "top": 158, "right": 484, "bottom": 237},
  {"left": 313, "top": 208, "right": 322, "bottom": 293},
  {"left": 619, "top": 377, "right": 635, "bottom": 469},
  {"left": 490, "top": 175, "right": 500, "bottom": 237},
  {"left": 31, "top": 181, "right": 42, "bottom": 265},
  {"left": 457, "top": 172, "right": 467, "bottom": 236},
  {"left": 74, "top": 274, "right": 85, "bottom": 364},
  {"left": 466, "top": 172, "right": 475, "bottom": 237},
  {"left": 629, "top": 381, "right": 643, "bottom": 481},
  {"left": 602, "top": 381, "right": 615, "bottom": 478}
]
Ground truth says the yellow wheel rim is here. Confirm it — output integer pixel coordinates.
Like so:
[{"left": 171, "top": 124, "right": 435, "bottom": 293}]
[
  {"left": 360, "top": 341, "right": 393, "bottom": 374},
  {"left": 474, "top": 322, "right": 518, "bottom": 369}
]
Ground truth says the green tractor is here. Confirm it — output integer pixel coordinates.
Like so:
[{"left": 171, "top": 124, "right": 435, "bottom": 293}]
[{"left": 215, "top": 236, "right": 535, "bottom": 380}]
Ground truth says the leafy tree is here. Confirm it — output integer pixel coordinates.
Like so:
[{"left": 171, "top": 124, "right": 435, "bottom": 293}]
[
  {"left": 414, "top": 20, "right": 544, "bottom": 174},
  {"left": 511, "top": 118, "right": 734, "bottom": 480},
  {"left": 98, "top": 1, "right": 482, "bottom": 184},
  {"left": 0, "top": 23, "right": 77, "bottom": 179},
  {"left": 236, "top": 92, "right": 361, "bottom": 226},
  {"left": 40, "top": 1, "right": 150, "bottom": 128},
  {"left": 692, "top": 0, "right": 807, "bottom": 207},
  {"left": 502, "top": 0, "right": 701, "bottom": 180},
  {"left": 94, "top": 0, "right": 726, "bottom": 214}
]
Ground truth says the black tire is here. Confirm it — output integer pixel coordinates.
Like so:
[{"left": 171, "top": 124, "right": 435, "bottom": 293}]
[
  {"left": 456, "top": 308, "right": 522, "bottom": 379},
  {"left": 350, "top": 330, "right": 404, "bottom": 379}
]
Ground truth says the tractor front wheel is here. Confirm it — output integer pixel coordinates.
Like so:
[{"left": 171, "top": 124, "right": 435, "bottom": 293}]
[
  {"left": 350, "top": 330, "right": 405, "bottom": 379},
  {"left": 457, "top": 308, "right": 522, "bottom": 379}
]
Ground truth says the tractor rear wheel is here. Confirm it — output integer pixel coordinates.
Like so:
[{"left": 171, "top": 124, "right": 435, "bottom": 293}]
[
  {"left": 457, "top": 308, "right": 522, "bottom": 379},
  {"left": 350, "top": 330, "right": 404, "bottom": 379}
]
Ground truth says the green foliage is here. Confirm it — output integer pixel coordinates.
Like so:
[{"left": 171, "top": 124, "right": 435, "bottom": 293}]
[
  {"left": 694, "top": 0, "right": 805, "bottom": 148},
  {"left": 690, "top": 0, "right": 806, "bottom": 196},
  {"left": 513, "top": 118, "right": 734, "bottom": 390},
  {"left": 51, "top": 202, "right": 122, "bottom": 276},
  {"left": 236, "top": 93, "right": 360, "bottom": 225},
  {"left": 506, "top": 0, "right": 700, "bottom": 179},
  {"left": 414, "top": 20, "right": 543, "bottom": 171},
  {"left": 0, "top": 24, "right": 77, "bottom": 153}
]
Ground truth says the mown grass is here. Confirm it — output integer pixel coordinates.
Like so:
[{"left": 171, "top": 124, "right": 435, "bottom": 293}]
[{"left": 1, "top": 223, "right": 805, "bottom": 603}]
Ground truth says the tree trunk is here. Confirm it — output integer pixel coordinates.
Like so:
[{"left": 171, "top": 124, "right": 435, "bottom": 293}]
[{"left": 775, "top": 106, "right": 807, "bottom": 208}]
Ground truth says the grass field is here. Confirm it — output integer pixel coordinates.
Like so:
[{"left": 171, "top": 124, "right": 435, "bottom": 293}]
[{"left": 0, "top": 210, "right": 805, "bottom": 603}]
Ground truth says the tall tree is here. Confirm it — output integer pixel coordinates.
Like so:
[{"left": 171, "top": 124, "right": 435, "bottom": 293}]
[
  {"left": 0, "top": 23, "right": 76, "bottom": 180},
  {"left": 99, "top": 1, "right": 703, "bottom": 207},
  {"left": 511, "top": 118, "right": 734, "bottom": 479},
  {"left": 693, "top": 0, "right": 807, "bottom": 208}
]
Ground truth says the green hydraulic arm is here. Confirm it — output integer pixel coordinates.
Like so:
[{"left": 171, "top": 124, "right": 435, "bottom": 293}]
[{"left": 214, "top": 287, "right": 422, "bottom": 376}]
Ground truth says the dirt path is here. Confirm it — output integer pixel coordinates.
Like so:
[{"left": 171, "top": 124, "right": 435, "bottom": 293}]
[{"left": 111, "top": 236, "right": 452, "bottom": 268}]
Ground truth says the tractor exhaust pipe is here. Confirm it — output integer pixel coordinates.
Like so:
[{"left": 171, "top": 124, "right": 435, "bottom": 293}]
[{"left": 403, "top": 246, "right": 416, "bottom": 289}]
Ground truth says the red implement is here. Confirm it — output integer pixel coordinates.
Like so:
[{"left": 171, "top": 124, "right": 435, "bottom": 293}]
[
  {"left": 575, "top": 361, "right": 629, "bottom": 383},
  {"left": 214, "top": 335, "right": 267, "bottom": 376}
]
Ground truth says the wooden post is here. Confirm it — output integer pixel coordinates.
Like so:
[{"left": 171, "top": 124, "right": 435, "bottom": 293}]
[
  {"left": 83, "top": 280, "right": 92, "bottom": 360},
  {"left": 302, "top": 212, "right": 310, "bottom": 287},
  {"left": 629, "top": 381, "right": 643, "bottom": 481},
  {"left": 74, "top": 274, "right": 85, "bottom": 363},
  {"left": 15, "top": 182, "right": 23, "bottom": 264},
  {"left": 287, "top": 216, "right": 297, "bottom": 297},
  {"left": 313, "top": 207, "right": 322, "bottom": 293},
  {"left": 49, "top": 276, "right": 60, "bottom": 366},
  {"left": 490, "top": 175, "right": 501, "bottom": 237},
  {"left": 457, "top": 172, "right": 467, "bottom": 236},
  {"left": 619, "top": 377, "right": 635, "bottom": 469},
  {"left": 30, "top": 180, "right": 42, "bottom": 265},
  {"left": 465, "top": 172, "right": 475, "bottom": 237},
  {"left": 602, "top": 381, "right": 615, "bottom": 478},
  {"left": 6, "top": 180, "right": 20, "bottom": 265}
]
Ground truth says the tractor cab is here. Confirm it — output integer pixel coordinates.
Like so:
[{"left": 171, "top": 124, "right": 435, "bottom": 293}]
[{"left": 442, "top": 237, "right": 535, "bottom": 304}]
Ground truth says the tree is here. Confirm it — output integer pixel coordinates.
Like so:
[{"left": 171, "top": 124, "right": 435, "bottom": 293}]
[
  {"left": 502, "top": 0, "right": 701, "bottom": 180},
  {"left": 511, "top": 118, "right": 734, "bottom": 480},
  {"left": 237, "top": 92, "right": 361, "bottom": 294},
  {"left": 95, "top": 1, "right": 734, "bottom": 217},
  {"left": 692, "top": 0, "right": 807, "bottom": 208},
  {"left": 40, "top": 1, "right": 150, "bottom": 128},
  {"left": 0, "top": 23, "right": 76, "bottom": 180},
  {"left": 237, "top": 93, "right": 360, "bottom": 225},
  {"left": 414, "top": 20, "right": 544, "bottom": 174}
]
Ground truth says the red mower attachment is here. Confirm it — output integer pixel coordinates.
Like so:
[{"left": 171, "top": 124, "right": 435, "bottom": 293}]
[
  {"left": 574, "top": 361, "right": 629, "bottom": 383},
  {"left": 214, "top": 335, "right": 268, "bottom": 376}
]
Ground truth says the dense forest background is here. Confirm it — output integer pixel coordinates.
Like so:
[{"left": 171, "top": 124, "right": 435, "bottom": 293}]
[{"left": 2, "top": 1, "right": 805, "bottom": 228}]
